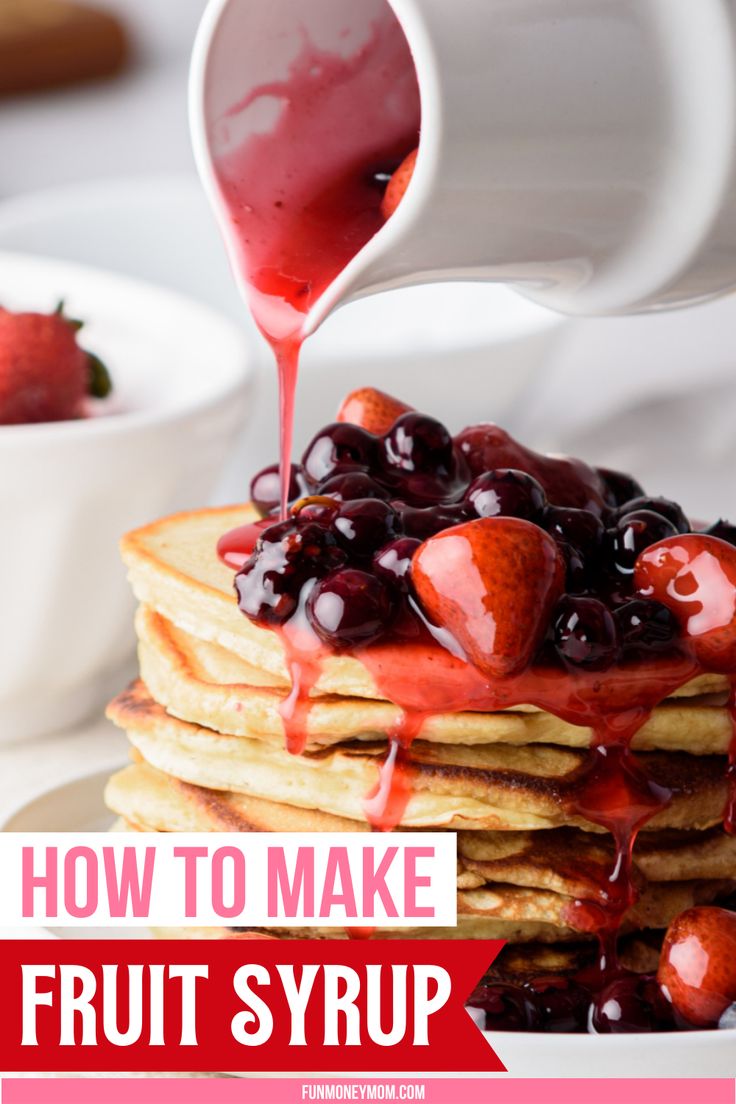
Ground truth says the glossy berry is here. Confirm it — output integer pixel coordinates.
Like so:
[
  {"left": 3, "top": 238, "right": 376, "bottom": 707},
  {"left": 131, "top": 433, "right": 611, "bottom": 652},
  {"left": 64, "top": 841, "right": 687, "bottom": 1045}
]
[
  {"left": 705, "top": 519, "right": 736, "bottom": 547},
  {"left": 606, "top": 510, "right": 678, "bottom": 576},
  {"left": 525, "top": 977, "right": 591, "bottom": 1033},
  {"left": 235, "top": 520, "right": 344, "bottom": 625},
  {"left": 373, "top": 538, "right": 422, "bottom": 587},
  {"left": 544, "top": 507, "right": 604, "bottom": 558},
  {"left": 615, "top": 599, "right": 680, "bottom": 659},
  {"left": 332, "top": 499, "right": 399, "bottom": 556},
  {"left": 553, "top": 595, "right": 620, "bottom": 670},
  {"left": 589, "top": 976, "right": 673, "bottom": 1034},
  {"left": 381, "top": 412, "right": 455, "bottom": 475},
  {"left": 399, "top": 503, "right": 470, "bottom": 540},
  {"left": 657, "top": 906, "right": 736, "bottom": 1028},
  {"left": 616, "top": 496, "right": 690, "bottom": 534},
  {"left": 307, "top": 568, "right": 395, "bottom": 648},
  {"left": 319, "top": 471, "right": 389, "bottom": 502},
  {"left": 596, "top": 467, "right": 645, "bottom": 509},
  {"left": 467, "top": 983, "right": 540, "bottom": 1032},
  {"left": 301, "top": 423, "right": 378, "bottom": 484},
  {"left": 465, "top": 469, "right": 547, "bottom": 522},
  {"left": 249, "top": 463, "right": 305, "bottom": 515}
]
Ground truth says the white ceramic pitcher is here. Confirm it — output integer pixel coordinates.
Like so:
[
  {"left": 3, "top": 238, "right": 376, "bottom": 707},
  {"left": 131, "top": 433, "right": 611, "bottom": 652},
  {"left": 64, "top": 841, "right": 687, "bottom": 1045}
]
[{"left": 190, "top": 0, "right": 736, "bottom": 323}]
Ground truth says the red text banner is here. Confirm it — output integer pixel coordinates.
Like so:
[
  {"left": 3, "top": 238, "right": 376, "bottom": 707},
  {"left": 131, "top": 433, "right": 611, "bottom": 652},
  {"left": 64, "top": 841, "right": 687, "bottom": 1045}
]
[{"left": 0, "top": 938, "right": 505, "bottom": 1073}]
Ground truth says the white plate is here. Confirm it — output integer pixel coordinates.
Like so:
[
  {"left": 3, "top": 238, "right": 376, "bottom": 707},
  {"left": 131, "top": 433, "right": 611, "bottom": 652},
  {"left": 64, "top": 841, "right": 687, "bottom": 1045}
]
[{"left": 4, "top": 771, "right": 735, "bottom": 1076}]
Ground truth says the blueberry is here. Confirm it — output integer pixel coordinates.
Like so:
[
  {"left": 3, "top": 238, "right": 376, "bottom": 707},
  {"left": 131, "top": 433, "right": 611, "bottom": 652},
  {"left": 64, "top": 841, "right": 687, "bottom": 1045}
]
[
  {"left": 615, "top": 599, "right": 679, "bottom": 660},
  {"left": 318, "top": 471, "right": 389, "bottom": 502},
  {"left": 589, "top": 976, "right": 674, "bottom": 1034},
  {"left": 596, "top": 467, "right": 645, "bottom": 509},
  {"left": 235, "top": 520, "right": 345, "bottom": 625},
  {"left": 373, "top": 538, "right": 422, "bottom": 587},
  {"left": 381, "top": 412, "right": 454, "bottom": 475},
  {"left": 605, "top": 510, "right": 678, "bottom": 576},
  {"left": 704, "top": 519, "right": 736, "bottom": 547},
  {"left": 250, "top": 463, "right": 306, "bottom": 515},
  {"left": 302, "top": 423, "right": 378, "bottom": 484},
  {"left": 543, "top": 507, "right": 604, "bottom": 557},
  {"left": 331, "top": 498, "right": 400, "bottom": 556},
  {"left": 306, "top": 568, "right": 395, "bottom": 648},
  {"left": 524, "top": 976, "right": 591, "bottom": 1033},
  {"left": 553, "top": 595, "right": 620, "bottom": 670},
  {"left": 399, "top": 503, "right": 469, "bottom": 540},
  {"left": 465, "top": 468, "right": 547, "bottom": 522},
  {"left": 615, "top": 496, "right": 690, "bottom": 534}
]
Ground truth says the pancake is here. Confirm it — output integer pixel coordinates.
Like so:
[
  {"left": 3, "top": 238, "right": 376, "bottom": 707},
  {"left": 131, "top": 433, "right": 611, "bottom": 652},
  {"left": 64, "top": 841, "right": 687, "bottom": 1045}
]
[
  {"left": 139, "top": 871, "right": 732, "bottom": 943},
  {"left": 107, "top": 683, "right": 731, "bottom": 833},
  {"left": 137, "top": 606, "right": 734, "bottom": 754},
  {"left": 121, "top": 504, "right": 730, "bottom": 706},
  {"left": 108, "top": 763, "right": 736, "bottom": 902},
  {"left": 457, "top": 827, "right": 736, "bottom": 898},
  {"left": 486, "top": 937, "right": 664, "bottom": 981},
  {"left": 149, "top": 926, "right": 664, "bottom": 976}
]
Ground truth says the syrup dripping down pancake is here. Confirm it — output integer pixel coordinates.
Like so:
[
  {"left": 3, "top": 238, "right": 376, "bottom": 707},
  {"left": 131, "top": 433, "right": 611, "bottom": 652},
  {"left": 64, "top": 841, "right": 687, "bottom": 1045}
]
[
  {"left": 121, "top": 505, "right": 730, "bottom": 706},
  {"left": 107, "top": 763, "right": 736, "bottom": 895},
  {"left": 107, "top": 686, "right": 731, "bottom": 833},
  {"left": 135, "top": 605, "right": 734, "bottom": 754}
]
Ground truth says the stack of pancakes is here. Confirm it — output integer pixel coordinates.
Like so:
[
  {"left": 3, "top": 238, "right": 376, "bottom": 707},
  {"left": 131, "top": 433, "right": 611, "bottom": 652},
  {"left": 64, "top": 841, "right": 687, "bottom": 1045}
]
[{"left": 105, "top": 504, "right": 736, "bottom": 978}]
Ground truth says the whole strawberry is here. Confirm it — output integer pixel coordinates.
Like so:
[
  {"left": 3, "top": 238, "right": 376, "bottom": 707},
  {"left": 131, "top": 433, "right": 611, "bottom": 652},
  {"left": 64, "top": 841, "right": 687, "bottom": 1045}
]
[
  {"left": 634, "top": 533, "right": 736, "bottom": 671},
  {"left": 0, "top": 303, "right": 111, "bottom": 425},
  {"left": 658, "top": 906, "right": 736, "bottom": 1027},
  {"left": 411, "top": 516, "right": 565, "bottom": 677}
]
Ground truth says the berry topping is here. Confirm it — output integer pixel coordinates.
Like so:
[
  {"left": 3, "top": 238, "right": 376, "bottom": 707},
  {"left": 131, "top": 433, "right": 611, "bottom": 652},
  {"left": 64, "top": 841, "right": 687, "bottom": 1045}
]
[
  {"left": 704, "top": 519, "right": 736, "bottom": 547},
  {"left": 398, "top": 503, "right": 470, "bottom": 540},
  {"left": 319, "top": 471, "right": 390, "bottom": 502},
  {"left": 657, "top": 906, "right": 736, "bottom": 1028},
  {"left": 525, "top": 976, "right": 591, "bottom": 1033},
  {"left": 468, "top": 983, "right": 541, "bottom": 1032},
  {"left": 336, "top": 387, "right": 413, "bottom": 435},
  {"left": 235, "top": 519, "right": 345, "bottom": 625},
  {"left": 302, "top": 423, "right": 378, "bottom": 484},
  {"left": 596, "top": 467, "right": 645, "bottom": 509},
  {"left": 465, "top": 468, "right": 547, "bottom": 521},
  {"left": 411, "top": 517, "right": 565, "bottom": 677},
  {"left": 380, "top": 147, "right": 417, "bottom": 219},
  {"left": 372, "top": 537, "right": 421, "bottom": 586},
  {"left": 615, "top": 496, "right": 690, "bottom": 535},
  {"left": 634, "top": 534, "right": 736, "bottom": 670},
  {"left": 590, "top": 975, "right": 673, "bottom": 1034},
  {"left": 606, "top": 510, "right": 679, "bottom": 577},
  {"left": 455, "top": 423, "right": 607, "bottom": 513},
  {"left": 543, "top": 506, "right": 604, "bottom": 557},
  {"left": 553, "top": 595, "right": 621, "bottom": 671},
  {"left": 614, "top": 599, "right": 680, "bottom": 660},
  {"left": 0, "top": 303, "right": 111, "bottom": 425},
  {"left": 250, "top": 463, "right": 306, "bottom": 516},
  {"left": 332, "top": 498, "right": 400, "bottom": 556},
  {"left": 307, "top": 568, "right": 395, "bottom": 649},
  {"left": 381, "top": 412, "right": 455, "bottom": 476}
]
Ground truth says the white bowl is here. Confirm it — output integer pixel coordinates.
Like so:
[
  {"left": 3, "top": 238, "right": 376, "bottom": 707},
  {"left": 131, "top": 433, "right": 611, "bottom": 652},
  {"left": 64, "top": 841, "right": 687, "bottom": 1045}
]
[{"left": 0, "top": 251, "right": 254, "bottom": 740}]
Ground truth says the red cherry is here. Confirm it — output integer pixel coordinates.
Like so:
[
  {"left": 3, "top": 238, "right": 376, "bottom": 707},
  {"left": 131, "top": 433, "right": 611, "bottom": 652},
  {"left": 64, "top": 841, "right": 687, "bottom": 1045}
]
[
  {"left": 634, "top": 534, "right": 736, "bottom": 671},
  {"left": 657, "top": 906, "right": 736, "bottom": 1027},
  {"left": 411, "top": 517, "right": 565, "bottom": 678}
]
